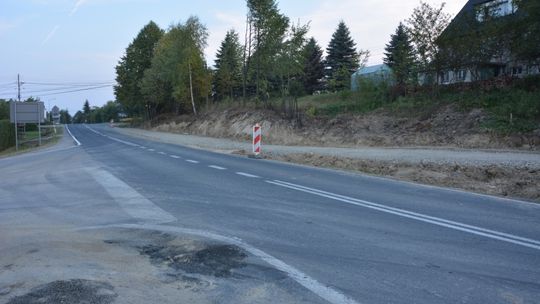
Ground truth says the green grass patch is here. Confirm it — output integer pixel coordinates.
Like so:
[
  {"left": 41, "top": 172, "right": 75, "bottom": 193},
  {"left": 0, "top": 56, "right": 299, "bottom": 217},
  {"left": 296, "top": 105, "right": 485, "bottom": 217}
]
[{"left": 296, "top": 77, "right": 540, "bottom": 133}]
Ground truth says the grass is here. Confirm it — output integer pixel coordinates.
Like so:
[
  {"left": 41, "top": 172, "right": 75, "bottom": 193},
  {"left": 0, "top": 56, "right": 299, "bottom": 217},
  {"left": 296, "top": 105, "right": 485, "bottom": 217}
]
[
  {"left": 296, "top": 78, "right": 540, "bottom": 133},
  {"left": 0, "top": 125, "right": 64, "bottom": 157}
]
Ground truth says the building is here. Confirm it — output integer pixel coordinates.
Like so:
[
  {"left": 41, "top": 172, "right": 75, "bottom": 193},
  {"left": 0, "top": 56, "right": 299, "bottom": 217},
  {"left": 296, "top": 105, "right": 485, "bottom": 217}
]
[
  {"left": 434, "top": 0, "right": 539, "bottom": 85},
  {"left": 351, "top": 64, "right": 393, "bottom": 91},
  {"left": 51, "top": 106, "right": 60, "bottom": 124}
]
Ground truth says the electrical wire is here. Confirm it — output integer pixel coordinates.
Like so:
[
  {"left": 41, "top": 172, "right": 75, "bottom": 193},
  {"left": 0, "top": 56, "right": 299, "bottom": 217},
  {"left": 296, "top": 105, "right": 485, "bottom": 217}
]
[{"left": 25, "top": 84, "right": 114, "bottom": 97}]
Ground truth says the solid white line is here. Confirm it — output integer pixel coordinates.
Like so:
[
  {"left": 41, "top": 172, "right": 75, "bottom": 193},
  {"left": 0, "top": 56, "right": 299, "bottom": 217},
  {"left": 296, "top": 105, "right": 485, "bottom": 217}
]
[
  {"left": 87, "top": 223, "right": 359, "bottom": 304},
  {"left": 65, "top": 124, "right": 81, "bottom": 146},
  {"left": 208, "top": 165, "right": 226, "bottom": 170},
  {"left": 236, "top": 172, "right": 260, "bottom": 178},
  {"left": 169, "top": 155, "right": 181, "bottom": 159},
  {"left": 186, "top": 159, "right": 199, "bottom": 164},
  {"left": 267, "top": 180, "right": 540, "bottom": 251}
]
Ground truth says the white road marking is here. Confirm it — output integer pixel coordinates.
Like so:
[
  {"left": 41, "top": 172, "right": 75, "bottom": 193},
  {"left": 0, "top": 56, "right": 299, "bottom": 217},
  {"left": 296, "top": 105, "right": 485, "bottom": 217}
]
[
  {"left": 267, "top": 180, "right": 540, "bottom": 251},
  {"left": 186, "top": 159, "right": 199, "bottom": 164},
  {"left": 169, "top": 155, "right": 181, "bottom": 159},
  {"left": 86, "top": 223, "right": 359, "bottom": 304},
  {"left": 148, "top": 149, "right": 155, "bottom": 152},
  {"left": 65, "top": 124, "right": 81, "bottom": 146},
  {"left": 140, "top": 146, "right": 147, "bottom": 149},
  {"left": 208, "top": 165, "right": 226, "bottom": 170},
  {"left": 157, "top": 151, "right": 166, "bottom": 155},
  {"left": 106, "top": 136, "right": 139, "bottom": 147},
  {"left": 236, "top": 172, "right": 259, "bottom": 178},
  {"left": 86, "top": 168, "right": 176, "bottom": 224}
]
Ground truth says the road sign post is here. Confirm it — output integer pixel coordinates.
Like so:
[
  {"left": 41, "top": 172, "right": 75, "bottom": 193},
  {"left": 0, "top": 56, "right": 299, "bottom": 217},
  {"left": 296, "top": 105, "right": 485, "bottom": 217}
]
[{"left": 10, "top": 101, "right": 45, "bottom": 150}]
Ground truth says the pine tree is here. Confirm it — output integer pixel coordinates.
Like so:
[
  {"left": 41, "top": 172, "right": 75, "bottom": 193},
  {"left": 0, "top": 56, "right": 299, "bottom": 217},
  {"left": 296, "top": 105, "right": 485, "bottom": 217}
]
[
  {"left": 301, "top": 37, "right": 325, "bottom": 94},
  {"left": 384, "top": 23, "right": 415, "bottom": 85},
  {"left": 83, "top": 100, "right": 90, "bottom": 115},
  {"left": 325, "top": 21, "right": 359, "bottom": 91},
  {"left": 214, "top": 30, "right": 243, "bottom": 101},
  {"left": 115, "top": 21, "right": 163, "bottom": 117}
]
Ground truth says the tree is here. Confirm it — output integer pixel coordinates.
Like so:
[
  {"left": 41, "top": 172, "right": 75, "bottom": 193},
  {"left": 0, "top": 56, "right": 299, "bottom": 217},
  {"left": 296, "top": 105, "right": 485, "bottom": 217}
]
[
  {"left": 0, "top": 99, "right": 9, "bottom": 120},
  {"left": 301, "top": 37, "right": 325, "bottom": 94},
  {"left": 512, "top": 0, "right": 540, "bottom": 63},
  {"left": 384, "top": 23, "right": 415, "bottom": 85},
  {"left": 214, "top": 30, "right": 243, "bottom": 101},
  {"left": 83, "top": 100, "right": 91, "bottom": 122},
  {"left": 246, "top": 0, "right": 289, "bottom": 100},
  {"left": 140, "top": 16, "right": 209, "bottom": 116},
  {"left": 325, "top": 21, "right": 360, "bottom": 91},
  {"left": 59, "top": 109, "right": 71, "bottom": 124},
  {"left": 115, "top": 21, "right": 163, "bottom": 117},
  {"left": 72, "top": 111, "right": 84, "bottom": 124},
  {"left": 406, "top": 1, "right": 450, "bottom": 79}
]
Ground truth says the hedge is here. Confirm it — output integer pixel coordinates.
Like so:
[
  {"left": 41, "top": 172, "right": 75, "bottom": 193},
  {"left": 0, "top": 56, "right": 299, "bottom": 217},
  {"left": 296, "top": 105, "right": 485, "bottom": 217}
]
[{"left": 0, "top": 119, "right": 15, "bottom": 151}]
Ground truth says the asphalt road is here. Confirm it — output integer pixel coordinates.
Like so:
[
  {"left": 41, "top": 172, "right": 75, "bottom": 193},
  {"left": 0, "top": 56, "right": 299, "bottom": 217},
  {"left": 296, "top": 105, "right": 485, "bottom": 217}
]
[{"left": 1, "top": 124, "right": 539, "bottom": 304}]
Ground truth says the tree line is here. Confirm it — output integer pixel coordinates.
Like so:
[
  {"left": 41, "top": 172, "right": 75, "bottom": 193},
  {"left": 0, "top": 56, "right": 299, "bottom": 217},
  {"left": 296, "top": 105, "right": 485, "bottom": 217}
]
[
  {"left": 114, "top": 0, "right": 367, "bottom": 119},
  {"left": 72, "top": 100, "right": 121, "bottom": 124},
  {"left": 114, "top": 0, "right": 540, "bottom": 120}
]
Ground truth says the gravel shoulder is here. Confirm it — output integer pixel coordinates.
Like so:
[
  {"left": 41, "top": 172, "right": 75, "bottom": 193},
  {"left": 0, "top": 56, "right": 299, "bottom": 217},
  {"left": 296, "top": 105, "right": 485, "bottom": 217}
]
[
  {"left": 114, "top": 127, "right": 540, "bottom": 168},
  {"left": 112, "top": 126, "right": 540, "bottom": 201}
]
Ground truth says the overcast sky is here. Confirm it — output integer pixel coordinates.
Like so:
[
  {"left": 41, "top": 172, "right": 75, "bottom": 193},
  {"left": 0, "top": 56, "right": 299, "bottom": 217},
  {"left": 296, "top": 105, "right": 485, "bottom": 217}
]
[{"left": 0, "top": 0, "right": 467, "bottom": 114}]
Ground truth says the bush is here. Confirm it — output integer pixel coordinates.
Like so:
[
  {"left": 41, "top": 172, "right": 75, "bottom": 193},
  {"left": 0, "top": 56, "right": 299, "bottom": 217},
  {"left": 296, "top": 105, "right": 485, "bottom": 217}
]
[{"left": 0, "top": 120, "right": 15, "bottom": 151}]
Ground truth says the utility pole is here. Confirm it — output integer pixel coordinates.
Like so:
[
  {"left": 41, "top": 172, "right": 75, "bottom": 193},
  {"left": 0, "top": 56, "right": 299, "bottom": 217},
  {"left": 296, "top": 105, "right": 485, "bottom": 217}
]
[
  {"left": 14, "top": 74, "right": 20, "bottom": 151},
  {"left": 17, "top": 74, "right": 21, "bottom": 102},
  {"left": 189, "top": 61, "right": 197, "bottom": 115}
]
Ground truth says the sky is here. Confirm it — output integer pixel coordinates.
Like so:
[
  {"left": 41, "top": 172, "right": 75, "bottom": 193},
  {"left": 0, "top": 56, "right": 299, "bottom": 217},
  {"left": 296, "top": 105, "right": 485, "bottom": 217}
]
[{"left": 0, "top": 0, "right": 468, "bottom": 114}]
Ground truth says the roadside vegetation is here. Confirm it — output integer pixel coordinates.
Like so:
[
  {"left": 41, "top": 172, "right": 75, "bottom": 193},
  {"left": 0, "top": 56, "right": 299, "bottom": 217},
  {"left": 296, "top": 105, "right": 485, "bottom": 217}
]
[
  {"left": 0, "top": 99, "right": 67, "bottom": 152},
  {"left": 99, "top": 0, "right": 540, "bottom": 141}
]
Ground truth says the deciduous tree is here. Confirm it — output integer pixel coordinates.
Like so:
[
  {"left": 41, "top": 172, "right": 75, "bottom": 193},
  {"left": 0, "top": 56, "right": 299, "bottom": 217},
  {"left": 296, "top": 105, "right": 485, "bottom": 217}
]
[{"left": 115, "top": 21, "right": 163, "bottom": 117}]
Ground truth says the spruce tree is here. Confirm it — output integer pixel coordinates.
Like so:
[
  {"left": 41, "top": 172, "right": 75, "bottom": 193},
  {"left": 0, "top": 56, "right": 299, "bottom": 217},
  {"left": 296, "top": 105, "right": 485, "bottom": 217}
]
[
  {"left": 214, "top": 30, "right": 243, "bottom": 101},
  {"left": 384, "top": 23, "right": 415, "bottom": 85},
  {"left": 302, "top": 37, "right": 325, "bottom": 94},
  {"left": 325, "top": 21, "right": 359, "bottom": 91}
]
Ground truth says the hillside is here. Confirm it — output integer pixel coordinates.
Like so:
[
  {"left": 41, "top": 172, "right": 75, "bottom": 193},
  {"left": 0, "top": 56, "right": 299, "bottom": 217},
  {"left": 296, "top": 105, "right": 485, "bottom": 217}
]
[{"left": 148, "top": 101, "right": 539, "bottom": 151}]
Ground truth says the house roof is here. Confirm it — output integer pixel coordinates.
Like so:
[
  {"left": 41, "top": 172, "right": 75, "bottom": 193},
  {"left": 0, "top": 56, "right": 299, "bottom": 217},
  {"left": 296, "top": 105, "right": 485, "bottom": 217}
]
[{"left": 353, "top": 64, "right": 391, "bottom": 76}]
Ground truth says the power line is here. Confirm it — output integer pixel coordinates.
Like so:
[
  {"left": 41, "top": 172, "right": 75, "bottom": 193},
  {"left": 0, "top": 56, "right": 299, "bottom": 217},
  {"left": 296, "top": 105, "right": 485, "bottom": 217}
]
[
  {"left": 22, "top": 85, "right": 113, "bottom": 94},
  {"left": 24, "top": 81, "right": 114, "bottom": 86},
  {"left": 25, "top": 84, "right": 114, "bottom": 97}
]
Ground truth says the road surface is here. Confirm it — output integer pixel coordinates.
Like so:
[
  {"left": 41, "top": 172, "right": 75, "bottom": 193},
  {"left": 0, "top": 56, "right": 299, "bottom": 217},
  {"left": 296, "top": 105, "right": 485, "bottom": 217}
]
[{"left": 1, "top": 124, "right": 539, "bottom": 304}]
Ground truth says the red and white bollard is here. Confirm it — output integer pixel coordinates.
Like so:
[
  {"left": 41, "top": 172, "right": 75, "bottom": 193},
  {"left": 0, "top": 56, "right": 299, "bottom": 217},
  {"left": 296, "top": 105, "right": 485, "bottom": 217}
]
[{"left": 252, "top": 123, "right": 262, "bottom": 157}]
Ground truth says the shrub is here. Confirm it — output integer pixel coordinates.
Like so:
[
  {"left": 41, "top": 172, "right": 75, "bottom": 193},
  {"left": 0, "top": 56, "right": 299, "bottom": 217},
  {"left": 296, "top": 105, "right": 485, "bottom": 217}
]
[{"left": 0, "top": 120, "right": 15, "bottom": 151}]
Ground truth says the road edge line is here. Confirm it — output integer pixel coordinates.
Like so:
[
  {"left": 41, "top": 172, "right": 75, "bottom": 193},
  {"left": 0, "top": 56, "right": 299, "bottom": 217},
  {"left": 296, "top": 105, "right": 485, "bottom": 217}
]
[
  {"left": 65, "top": 124, "right": 81, "bottom": 146},
  {"left": 83, "top": 223, "right": 360, "bottom": 304}
]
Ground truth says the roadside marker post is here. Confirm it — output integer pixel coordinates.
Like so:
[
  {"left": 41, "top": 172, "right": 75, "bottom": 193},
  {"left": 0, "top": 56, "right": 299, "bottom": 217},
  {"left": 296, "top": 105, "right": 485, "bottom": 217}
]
[{"left": 252, "top": 123, "right": 262, "bottom": 158}]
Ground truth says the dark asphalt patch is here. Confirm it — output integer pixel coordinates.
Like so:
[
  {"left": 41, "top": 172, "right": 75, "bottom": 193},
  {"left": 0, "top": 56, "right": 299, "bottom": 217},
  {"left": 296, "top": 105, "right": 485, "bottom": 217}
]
[
  {"left": 6, "top": 279, "right": 117, "bottom": 304},
  {"left": 140, "top": 244, "right": 247, "bottom": 278}
]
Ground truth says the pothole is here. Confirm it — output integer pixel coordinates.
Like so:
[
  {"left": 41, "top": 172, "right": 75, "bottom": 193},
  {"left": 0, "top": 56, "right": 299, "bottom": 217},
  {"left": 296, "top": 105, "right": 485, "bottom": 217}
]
[
  {"left": 6, "top": 279, "right": 117, "bottom": 304},
  {"left": 140, "top": 244, "right": 247, "bottom": 278}
]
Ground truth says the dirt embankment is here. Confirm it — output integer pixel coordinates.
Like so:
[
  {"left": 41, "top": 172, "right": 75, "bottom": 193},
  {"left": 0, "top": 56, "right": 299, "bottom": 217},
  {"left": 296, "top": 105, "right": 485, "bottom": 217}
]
[
  {"left": 150, "top": 105, "right": 540, "bottom": 150},
  {"left": 261, "top": 153, "right": 539, "bottom": 201},
  {"left": 142, "top": 105, "right": 539, "bottom": 201}
]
